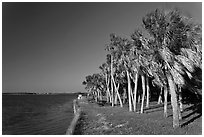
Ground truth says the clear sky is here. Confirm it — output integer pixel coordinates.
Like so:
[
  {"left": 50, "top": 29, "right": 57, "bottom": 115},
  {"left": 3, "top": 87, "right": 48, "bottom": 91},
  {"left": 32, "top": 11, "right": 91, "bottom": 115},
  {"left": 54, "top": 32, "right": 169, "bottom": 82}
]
[{"left": 2, "top": 2, "right": 202, "bottom": 93}]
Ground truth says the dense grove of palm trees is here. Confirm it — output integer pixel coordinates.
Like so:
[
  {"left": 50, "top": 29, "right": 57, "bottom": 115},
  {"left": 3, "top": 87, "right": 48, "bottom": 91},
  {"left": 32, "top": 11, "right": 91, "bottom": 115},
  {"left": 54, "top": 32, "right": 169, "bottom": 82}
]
[{"left": 82, "top": 9, "right": 202, "bottom": 128}]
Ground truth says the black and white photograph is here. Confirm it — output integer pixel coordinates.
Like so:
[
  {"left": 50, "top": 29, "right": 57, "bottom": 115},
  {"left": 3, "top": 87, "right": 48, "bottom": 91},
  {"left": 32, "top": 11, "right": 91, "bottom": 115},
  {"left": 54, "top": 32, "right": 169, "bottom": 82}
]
[{"left": 2, "top": 1, "right": 202, "bottom": 135}]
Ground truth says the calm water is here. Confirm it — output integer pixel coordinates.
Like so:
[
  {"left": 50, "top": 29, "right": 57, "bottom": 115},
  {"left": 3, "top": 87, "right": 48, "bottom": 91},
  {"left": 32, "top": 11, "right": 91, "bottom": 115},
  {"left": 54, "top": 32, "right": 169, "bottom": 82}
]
[{"left": 2, "top": 93, "right": 78, "bottom": 135}]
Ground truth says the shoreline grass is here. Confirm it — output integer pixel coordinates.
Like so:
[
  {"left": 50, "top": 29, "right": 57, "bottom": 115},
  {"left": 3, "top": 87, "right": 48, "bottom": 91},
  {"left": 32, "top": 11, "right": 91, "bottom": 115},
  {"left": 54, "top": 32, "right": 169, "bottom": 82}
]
[{"left": 73, "top": 98, "right": 201, "bottom": 135}]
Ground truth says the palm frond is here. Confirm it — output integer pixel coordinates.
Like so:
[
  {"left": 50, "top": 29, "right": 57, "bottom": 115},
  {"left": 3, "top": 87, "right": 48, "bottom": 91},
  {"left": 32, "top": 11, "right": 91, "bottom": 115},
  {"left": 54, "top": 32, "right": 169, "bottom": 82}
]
[
  {"left": 173, "top": 61, "right": 185, "bottom": 75},
  {"left": 159, "top": 47, "right": 174, "bottom": 63},
  {"left": 186, "top": 71, "right": 193, "bottom": 79},
  {"left": 170, "top": 68, "right": 185, "bottom": 85},
  {"left": 175, "top": 55, "right": 194, "bottom": 72},
  {"left": 180, "top": 48, "right": 201, "bottom": 68}
]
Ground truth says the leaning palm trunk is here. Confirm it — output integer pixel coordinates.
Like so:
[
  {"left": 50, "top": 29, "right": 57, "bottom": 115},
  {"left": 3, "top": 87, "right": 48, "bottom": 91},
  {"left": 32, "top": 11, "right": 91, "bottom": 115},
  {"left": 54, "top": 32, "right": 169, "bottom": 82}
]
[
  {"left": 114, "top": 92, "right": 118, "bottom": 105},
  {"left": 178, "top": 86, "right": 183, "bottom": 112},
  {"left": 140, "top": 74, "right": 146, "bottom": 113},
  {"left": 105, "top": 74, "right": 111, "bottom": 102},
  {"left": 117, "top": 84, "right": 123, "bottom": 107},
  {"left": 106, "top": 90, "right": 110, "bottom": 102},
  {"left": 110, "top": 55, "right": 114, "bottom": 107},
  {"left": 107, "top": 84, "right": 112, "bottom": 103},
  {"left": 129, "top": 76, "right": 135, "bottom": 103},
  {"left": 97, "top": 90, "right": 100, "bottom": 101},
  {"left": 133, "top": 72, "right": 139, "bottom": 112},
  {"left": 164, "top": 86, "right": 168, "bottom": 117},
  {"left": 130, "top": 86, "right": 134, "bottom": 104},
  {"left": 94, "top": 91, "right": 98, "bottom": 102},
  {"left": 106, "top": 89, "right": 109, "bottom": 102},
  {"left": 146, "top": 76, "right": 150, "bottom": 108},
  {"left": 138, "top": 94, "right": 141, "bottom": 103},
  {"left": 122, "top": 88, "right": 127, "bottom": 104},
  {"left": 177, "top": 85, "right": 182, "bottom": 120},
  {"left": 167, "top": 75, "right": 180, "bottom": 128},
  {"left": 110, "top": 74, "right": 114, "bottom": 106},
  {"left": 112, "top": 79, "right": 122, "bottom": 107},
  {"left": 114, "top": 83, "right": 120, "bottom": 105},
  {"left": 108, "top": 79, "right": 112, "bottom": 103},
  {"left": 99, "top": 90, "right": 102, "bottom": 100},
  {"left": 127, "top": 70, "right": 133, "bottom": 111},
  {"left": 107, "top": 88, "right": 111, "bottom": 103},
  {"left": 158, "top": 87, "right": 163, "bottom": 104},
  {"left": 178, "top": 105, "right": 182, "bottom": 120}
]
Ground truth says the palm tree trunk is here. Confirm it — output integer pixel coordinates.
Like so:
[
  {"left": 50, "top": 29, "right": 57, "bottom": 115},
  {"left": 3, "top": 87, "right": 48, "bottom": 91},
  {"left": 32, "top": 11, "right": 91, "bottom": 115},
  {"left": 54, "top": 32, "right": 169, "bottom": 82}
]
[
  {"left": 94, "top": 91, "right": 98, "bottom": 102},
  {"left": 122, "top": 88, "right": 127, "bottom": 104},
  {"left": 141, "top": 74, "right": 146, "bottom": 113},
  {"left": 112, "top": 76, "right": 123, "bottom": 107},
  {"left": 164, "top": 86, "right": 168, "bottom": 117},
  {"left": 107, "top": 88, "right": 111, "bottom": 103},
  {"left": 114, "top": 92, "right": 118, "bottom": 105},
  {"left": 106, "top": 90, "right": 109, "bottom": 102},
  {"left": 178, "top": 86, "right": 183, "bottom": 112},
  {"left": 113, "top": 82, "right": 119, "bottom": 105},
  {"left": 108, "top": 75, "right": 112, "bottom": 103},
  {"left": 99, "top": 90, "right": 102, "bottom": 100},
  {"left": 129, "top": 76, "right": 134, "bottom": 103},
  {"left": 130, "top": 87, "right": 134, "bottom": 104},
  {"left": 106, "top": 81, "right": 111, "bottom": 103},
  {"left": 111, "top": 55, "right": 114, "bottom": 107},
  {"left": 146, "top": 76, "right": 150, "bottom": 108},
  {"left": 167, "top": 75, "right": 180, "bottom": 128},
  {"left": 98, "top": 90, "right": 100, "bottom": 101},
  {"left": 177, "top": 85, "right": 182, "bottom": 120},
  {"left": 116, "top": 83, "right": 123, "bottom": 107},
  {"left": 111, "top": 79, "right": 114, "bottom": 106},
  {"left": 97, "top": 89, "right": 100, "bottom": 101},
  {"left": 158, "top": 87, "right": 163, "bottom": 104},
  {"left": 106, "top": 74, "right": 110, "bottom": 102},
  {"left": 115, "top": 83, "right": 120, "bottom": 105},
  {"left": 107, "top": 78, "right": 112, "bottom": 103},
  {"left": 138, "top": 94, "right": 141, "bottom": 103},
  {"left": 127, "top": 70, "right": 133, "bottom": 111},
  {"left": 178, "top": 106, "right": 182, "bottom": 120},
  {"left": 133, "top": 72, "right": 138, "bottom": 112}
]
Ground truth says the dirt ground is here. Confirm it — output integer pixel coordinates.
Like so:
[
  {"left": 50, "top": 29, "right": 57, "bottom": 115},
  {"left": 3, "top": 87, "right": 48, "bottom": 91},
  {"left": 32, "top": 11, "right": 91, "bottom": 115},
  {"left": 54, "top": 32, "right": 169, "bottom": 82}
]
[{"left": 74, "top": 98, "right": 202, "bottom": 135}]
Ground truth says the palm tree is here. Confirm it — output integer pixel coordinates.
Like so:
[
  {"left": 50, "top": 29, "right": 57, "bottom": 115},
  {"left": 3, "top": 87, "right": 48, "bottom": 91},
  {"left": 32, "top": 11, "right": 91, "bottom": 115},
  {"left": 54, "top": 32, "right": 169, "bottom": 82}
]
[
  {"left": 113, "top": 64, "right": 126, "bottom": 106},
  {"left": 142, "top": 9, "right": 202, "bottom": 128},
  {"left": 106, "top": 34, "right": 130, "bottom": 107},
  {"left": 83, "top": 73, "right": 106, "bottom": 102},
  {"left": 128, "top": 42, "right": 140, "bottom": 112},
  {"left": 130, "top": 30, "right": 153, "bottom": 113},
  {"left": 99, "top": 62, "right": 111, "bottom": 103},
  {"left": 146, "top": 76, "right": 150, "bottom": 108}
]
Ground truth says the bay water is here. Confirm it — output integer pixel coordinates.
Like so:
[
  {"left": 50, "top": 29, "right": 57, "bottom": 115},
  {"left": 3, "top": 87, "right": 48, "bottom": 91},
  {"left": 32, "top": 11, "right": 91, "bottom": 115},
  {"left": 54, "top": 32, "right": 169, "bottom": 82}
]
[{"left": 2, "top": 93, "right": 78, "bottom": 135}]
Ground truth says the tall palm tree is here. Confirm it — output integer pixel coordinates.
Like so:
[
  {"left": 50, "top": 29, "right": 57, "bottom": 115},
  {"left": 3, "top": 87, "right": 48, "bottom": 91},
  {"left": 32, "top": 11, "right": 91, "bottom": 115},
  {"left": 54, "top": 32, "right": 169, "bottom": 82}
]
[
  {"left": 130, "top": 30, "right": 153, "bottom": 113},
  {"left": 106, "top": 34, "right": 130, "bottom": 107},
  {"left": 142, "top": 9, "right": 202, "bottom": 128},
  {"left": 113, "top": 64, "right": 126, "bottom": 106}
]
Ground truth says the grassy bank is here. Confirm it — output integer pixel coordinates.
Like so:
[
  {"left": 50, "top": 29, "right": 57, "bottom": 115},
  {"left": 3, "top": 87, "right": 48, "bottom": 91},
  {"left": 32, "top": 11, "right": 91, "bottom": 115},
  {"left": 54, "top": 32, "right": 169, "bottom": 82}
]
[{"left": 73, "top": 98, "right": 201, "bottom": 135}]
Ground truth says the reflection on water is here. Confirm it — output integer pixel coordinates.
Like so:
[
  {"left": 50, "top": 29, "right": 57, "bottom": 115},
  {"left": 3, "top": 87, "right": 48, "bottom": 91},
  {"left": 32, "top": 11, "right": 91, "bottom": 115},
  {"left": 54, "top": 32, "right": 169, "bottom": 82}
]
[{"left": 2, "top": 94, "right": 77, "bottom": 135}]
